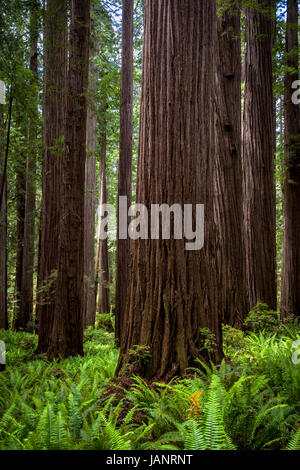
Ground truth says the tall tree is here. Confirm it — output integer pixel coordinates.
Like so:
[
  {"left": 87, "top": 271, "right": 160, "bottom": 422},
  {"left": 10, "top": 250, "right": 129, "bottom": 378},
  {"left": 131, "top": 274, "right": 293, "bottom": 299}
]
[
  {"left": 281, "top": 0, "right": 300, "bottom": 318},
  {"left": 115, "top": 0, "right": 133, "bottom": 345},
  {"left": 243, "top": 0, "right": 277, "bottom": 311},
  {"left": 49, "top": 0, "right": 90, "bottom": 358},
  {"left": 14, "top": 3, "right": 39, "bottom": 331},
  {"left": 95, "top": 101, "right": 110, "bottom": 315},
  {"left": 13, "top": 109, "right": 27, "bottom": 330},
  {"left": 84, "top": 7, "right": 98, "bottom": 328},
  {"left": 214, "top": 1, "right": 246, "bottom": 327},
  {"left": 117, "top": 0, "right": 222, "bottom": 379},
  {"left": 37, "top": 0, "right": 67, "bottom": 352},
  {"left": 0, "top": 106, "right": 7, "bottom": 330}
]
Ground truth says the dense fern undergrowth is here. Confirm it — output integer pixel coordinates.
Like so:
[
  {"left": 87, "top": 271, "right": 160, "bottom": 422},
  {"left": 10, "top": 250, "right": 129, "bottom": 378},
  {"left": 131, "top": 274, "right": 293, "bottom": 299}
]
[{"left": 1, "top": 306, "right": 300, "bottom": 450}]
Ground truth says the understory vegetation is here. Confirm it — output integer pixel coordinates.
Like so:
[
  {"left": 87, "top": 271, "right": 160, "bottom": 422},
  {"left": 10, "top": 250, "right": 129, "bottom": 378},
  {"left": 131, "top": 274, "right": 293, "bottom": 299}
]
[{"left": 1, "top": 305, "right": 300, "bottom": 451}]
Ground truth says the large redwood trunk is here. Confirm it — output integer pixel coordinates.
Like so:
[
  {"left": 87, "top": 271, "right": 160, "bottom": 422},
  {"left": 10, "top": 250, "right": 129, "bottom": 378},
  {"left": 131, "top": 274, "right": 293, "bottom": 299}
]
[
  {"left": 115, "top": 0, "right": 133, "bottom": 345},
  {"left": 214, "top": 2, "right": 246, "bottom": 327},
  {"left": 117, "top": 0, "right": 221, "bottom": 379},
  {"left": 243, "top": 0, "right": 277, "bottom": 311},
  {"left": 49, "top": 0, "right": 90, "bottom": 358},
  {"left": 37, "top": 0, "right": 67, "bottom": 352},
  {"left": 281, "top": 0, "right": 300, "bottom": 318}
]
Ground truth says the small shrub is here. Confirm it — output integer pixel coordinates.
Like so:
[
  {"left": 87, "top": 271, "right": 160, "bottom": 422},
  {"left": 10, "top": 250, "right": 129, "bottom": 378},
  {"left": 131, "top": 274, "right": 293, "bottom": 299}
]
[{"left": 243, "top": 302, "right": 280, "bottom": 334}]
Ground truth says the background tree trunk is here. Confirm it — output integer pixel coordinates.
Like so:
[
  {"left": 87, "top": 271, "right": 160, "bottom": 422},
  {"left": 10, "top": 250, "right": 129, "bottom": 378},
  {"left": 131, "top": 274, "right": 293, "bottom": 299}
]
[
  {"left": 115, "top": 0, "right": 133, "bottom": 345},
  {"left": 19, "top": 3, "right": 39, "bottom": 331},
  {"left": 95, "top": 103, "right": 110, "bottom": 315},
  {"left": 117, "top": 0, "right": 222, "bottom": 380},
  {"left": 0, "top": 107, "right": 7, "bottom": 330},
  {"left": 13, "top": 112, "right": 27, "bottom": 330},
  {"left": 243, "top": 0, "right": 277, "bottom": 311},
  {"left": 281, "top": 0, "right": 300, "bottom": 318},
  {"left": 84, "top": 11, "right": 98, "bottom": 329},
  {"left": 49, "top": 0, "right": 90, "bottom": 359},
  {"left": 37, "top": 0, "right": 67, "bottom": 353},
  {"left": 214, "top": 1, "right": 246, "bottom": 327}
]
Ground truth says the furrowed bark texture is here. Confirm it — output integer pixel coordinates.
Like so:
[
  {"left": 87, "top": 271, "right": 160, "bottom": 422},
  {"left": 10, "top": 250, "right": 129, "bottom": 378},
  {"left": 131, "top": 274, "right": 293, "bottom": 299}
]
[
  {"left": 117, "top": 0, "right": 222, "bottom": 379},
  {"left": 243, "top": 0, "right": 277, "bottom": 311},
  {"left": 281, "top": 0, "right": 300, "bottom": 318},
  {"left": 115, "top": 0, "right": 133, "bottom": 345},
  {"left": 49, "top": 0, "right": 90, "bottom": 358},
  {"left": 214, "top": 2, "right": 246, "bottom": 327},
  {"left": 37, "top": 0, "right": 67, "bottom": 352}
]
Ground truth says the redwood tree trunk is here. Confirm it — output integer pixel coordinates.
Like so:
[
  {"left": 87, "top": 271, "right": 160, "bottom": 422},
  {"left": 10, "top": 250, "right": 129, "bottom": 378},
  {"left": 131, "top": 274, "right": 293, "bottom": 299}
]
[
  {"left": 37, "top": 0, "right": 67, "bottom": 352},
  {"left": 214, "top": 1, "right": 246, "bottom": 327},
  {"left": 84, "top": 12, "right": 98, "bottom": 328},
  {"left": 117, "top": 0, "right": 221, "bottom": 379},
  {"left": 13, "top": 113, "right": 27, "bottom": 330},
  {"left": 95, "top": 103, "right": 110, "bottom": 315},
  {"left": 19, "top": 3, "right": 39, "bottom": 331},
  {"left": 243, "top": 0, "right": 277, "bottom": 311},
  {"left": 0, "top": 108, "right": 7, "bottom": 330},
  {"left": 281, "top": 0, "right": 300, "bottom": 318},
  {"left": 115, "top": 0, "right": 133, "bottom": 345},
  {"left": 49, "top": 0, "right": 90, "bottom": 359}
]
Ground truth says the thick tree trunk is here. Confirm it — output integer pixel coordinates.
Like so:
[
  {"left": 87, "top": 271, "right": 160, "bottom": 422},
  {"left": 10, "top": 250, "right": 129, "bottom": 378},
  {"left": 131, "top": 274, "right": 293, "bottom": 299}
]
[
  {"left": 84, "top": 14, "right": 98, "bottom": 329},
  {"left": 49, "top": 0, "right": 90, "bottom": 359},
  {"left": 243, "top": 0, "right": 277, "bottom": 311},
  {"left": 37, "top": 0, "right": 67, "bottom": 353},
  {"left": 281, "top": 0, "right": 300, "bottom": 318},
  {"left": 95, "top": 103, "right": 110, "bottom": 315},
  {"left": 117, "top": 0, "right": 222, "bottom": 379},
  {"left": 214, "top": 2, "right": 246, "bottom": 327},
  {"left": 115, "top": 0, "right": 133, "bottom": 345}
]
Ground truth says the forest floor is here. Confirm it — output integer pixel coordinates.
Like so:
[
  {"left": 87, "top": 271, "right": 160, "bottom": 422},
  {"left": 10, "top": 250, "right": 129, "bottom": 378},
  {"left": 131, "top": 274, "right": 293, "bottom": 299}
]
[{"left": 0, "top": 307, "right": 300, "bottom": 450}]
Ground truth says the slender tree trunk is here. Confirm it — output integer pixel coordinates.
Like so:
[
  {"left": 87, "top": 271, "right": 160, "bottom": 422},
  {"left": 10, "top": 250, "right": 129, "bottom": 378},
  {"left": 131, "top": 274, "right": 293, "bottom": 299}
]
[
  {"left": 115, "top": 0, "right": 133, "bottom": 345},
  {"left": 37, "top": 0, "right": 67, "bottom": 352},
  {"left": 243, "top": 0, "right": 277, "bottom": 311},
  {"left": 281, "top": 0, "right": 300, "bottom": 318},
  {"left": 84, "top": 12, "right": 98, "bottom": 329},
  {"left": 18, "top": 3, "right": 39, "bottom": 331},
  {"left": 214, "top": 1, "right": 246, "bottom": 327},
  {"left": 117, "top": 0, "right": 222, "bottom": 379},
  {"left": 13, "top": 113, "right": 27, "bottom": 330},
  {"left": 95, "top": 103, "right": 110, "bottom": 315},
  {"left": 0, "top": 108, "right": 7, "bottom": 330},
  {"left": 49, "top": 0, "right": 90, "bottom": 359}
]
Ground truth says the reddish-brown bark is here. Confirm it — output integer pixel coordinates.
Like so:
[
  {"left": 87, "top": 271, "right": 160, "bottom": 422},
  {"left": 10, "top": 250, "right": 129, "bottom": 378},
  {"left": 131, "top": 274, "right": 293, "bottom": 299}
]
[
  {"left": 243, "top": 0, "right": 277, "bottom": 311},
  {"left": 115, "top": 0, "right": 133, "bottom": 345},
  {"left": 281, "top": 0, "right": 300, "bottom": 318},
  {"left": 214, "top": 2, "right": 246, "bottom": 327},
  {"left": 117, "top": 0, "right": 222, "bottom": 379},
  {"left": 49, "top": 0, "right": 90, "bottom": 358},
  {"left": 95, "top": 103, "right": 110, "bottom": 315},
  {"left": 84, "top": 13, "right": 98, "bottom": 328},
  {"left": 37, "top": 0, "right": 67, "bottom": 352}
]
